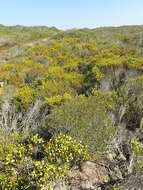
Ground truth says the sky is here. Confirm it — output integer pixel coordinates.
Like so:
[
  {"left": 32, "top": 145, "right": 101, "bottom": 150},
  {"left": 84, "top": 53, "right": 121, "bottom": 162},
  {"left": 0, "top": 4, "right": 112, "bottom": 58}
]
[{"left": 0, "top": 0, "right": 143, "bottom": 29}]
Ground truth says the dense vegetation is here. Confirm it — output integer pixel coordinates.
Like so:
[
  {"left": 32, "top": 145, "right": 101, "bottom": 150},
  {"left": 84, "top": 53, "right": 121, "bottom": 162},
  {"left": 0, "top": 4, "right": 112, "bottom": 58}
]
[{"left": 0, "top": 25, "right": 143, "bottom": 189}]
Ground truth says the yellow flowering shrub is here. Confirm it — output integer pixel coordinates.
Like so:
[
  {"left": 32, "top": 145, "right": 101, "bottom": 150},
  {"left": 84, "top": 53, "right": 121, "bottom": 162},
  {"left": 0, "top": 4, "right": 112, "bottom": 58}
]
[
  {"left": 0, "top": 132, "right": 91, "bottom": 190},
  {"left": 44, "top": 133, "right": 91, "bottom": 165},
  {"left": 45, "top": 93, "right": 72, "bottom": 107},
  {"left": 14, "top": 86, "right": 36, "bottom": 109}
]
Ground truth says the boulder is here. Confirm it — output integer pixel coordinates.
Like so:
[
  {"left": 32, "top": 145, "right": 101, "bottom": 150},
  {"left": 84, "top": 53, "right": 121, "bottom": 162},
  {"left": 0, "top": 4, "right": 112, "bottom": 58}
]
[{"left": 68, "top": 161, "right": 109, "bottom": 190}]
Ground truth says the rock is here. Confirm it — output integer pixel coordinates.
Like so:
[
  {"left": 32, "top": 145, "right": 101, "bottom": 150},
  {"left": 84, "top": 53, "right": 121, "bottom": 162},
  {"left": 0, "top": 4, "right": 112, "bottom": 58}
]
[{"left": 68, "top": 161, "right": 109, "bottom": 190}]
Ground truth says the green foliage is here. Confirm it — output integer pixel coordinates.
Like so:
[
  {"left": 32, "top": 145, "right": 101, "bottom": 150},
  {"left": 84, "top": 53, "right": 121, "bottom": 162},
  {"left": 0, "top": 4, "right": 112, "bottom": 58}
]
[
  {"left": 44, "top": 133, "right": 90, "bottom": 165},
  {"left": 0, "top": 132, "right": 90, "bottom": 190},
  {"left": 131, "top": 140, "right": 143, "bottom": 156},
  {"left": 45, "top": 93, "right": 72, "bottom": 107},
  {"left": 131, "top": 140, "right": 143, "bottom": 174},
  {"left": 123, "top": 95, "right": 143, "bottom": 130},
  {"left": 14, "top": 86, "right": 36, "bottom": 110},
  {"left": 48, "top": 94, "right": 116, "bottom": 153}
]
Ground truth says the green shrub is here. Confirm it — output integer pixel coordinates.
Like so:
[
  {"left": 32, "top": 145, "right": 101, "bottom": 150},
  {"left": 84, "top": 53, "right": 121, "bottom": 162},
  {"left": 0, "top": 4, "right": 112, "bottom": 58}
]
[{"left": 48, "top": 94, "right": 116, "bottom": 153}]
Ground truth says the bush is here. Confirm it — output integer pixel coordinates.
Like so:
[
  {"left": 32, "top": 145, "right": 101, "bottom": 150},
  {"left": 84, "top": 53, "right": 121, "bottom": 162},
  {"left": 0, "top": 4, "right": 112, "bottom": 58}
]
[
  {"left": 44, "top": 133, "right": 90, "bottom": 165},
  {"left": 48, "top": 93, "right": 116, "bottom": 153},
  {"left": 14, "top": 86, "right": 36, "bottom": 110},
  {"left": 0, "top": 132, "right": 90, "bottom": 190}
]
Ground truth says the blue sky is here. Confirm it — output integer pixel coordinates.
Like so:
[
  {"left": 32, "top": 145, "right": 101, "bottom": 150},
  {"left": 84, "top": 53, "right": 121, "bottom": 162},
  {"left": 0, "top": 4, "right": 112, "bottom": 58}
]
[{"left": 0, "top": 0, "right": 143, "bottom": 29}]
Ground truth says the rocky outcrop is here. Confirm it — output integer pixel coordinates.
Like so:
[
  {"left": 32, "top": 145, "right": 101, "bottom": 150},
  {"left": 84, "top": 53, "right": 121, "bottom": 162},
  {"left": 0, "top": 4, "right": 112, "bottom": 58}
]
[{"left": 67, "top": 161, "right": 109, "bottom": 190}]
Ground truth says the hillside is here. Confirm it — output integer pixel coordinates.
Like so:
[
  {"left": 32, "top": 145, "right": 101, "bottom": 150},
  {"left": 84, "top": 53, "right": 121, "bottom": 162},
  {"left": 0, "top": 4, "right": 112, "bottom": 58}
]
[{"left": 0, "top": 25, "right": 143, "bottom": 190}]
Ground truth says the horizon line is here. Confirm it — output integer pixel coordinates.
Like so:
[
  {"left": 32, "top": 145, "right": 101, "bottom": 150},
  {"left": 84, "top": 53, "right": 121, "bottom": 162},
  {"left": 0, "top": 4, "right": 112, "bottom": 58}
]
[{"left": 0, "top": 23, "right": 143, "bottom": 31}]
